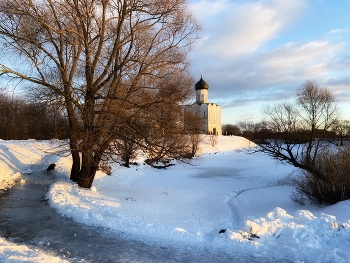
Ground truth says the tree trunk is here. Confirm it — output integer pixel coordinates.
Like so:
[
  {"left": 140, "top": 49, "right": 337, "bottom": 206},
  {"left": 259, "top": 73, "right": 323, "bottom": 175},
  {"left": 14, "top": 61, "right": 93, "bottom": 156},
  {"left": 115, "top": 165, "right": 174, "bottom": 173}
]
[
  {"left": 77, "top": 135, "right": 95, "bottom": 188},
  {"left": 124, "top": 155, "right": 130, "bottom": 168},
  {"left": 66, "top": 99, "right": 81, "bottom": 182},
  {"left": 78, "top": 150, "right": 102, "bottom": 188},
  {"left": 78, "top": 159, "right": 95, "bottom": 188},
  {"left": 70, "top": 149, "right": 80, "bottom": 182}
]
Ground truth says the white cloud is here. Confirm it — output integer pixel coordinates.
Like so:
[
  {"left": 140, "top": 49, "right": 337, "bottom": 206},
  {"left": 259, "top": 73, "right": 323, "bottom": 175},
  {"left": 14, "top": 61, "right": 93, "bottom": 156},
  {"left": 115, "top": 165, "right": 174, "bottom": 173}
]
[
  {"left": 327, "top": 28, "right": 350, "bottom": 35},
  {"left": 257, "top": 41, "right": 346, "bottom": 84},
  {"left": 202, "top": 40, "right": 348, "bottom": 110},
  {"left": 191, "top": 0, "right": 306, "bottom": 57}
]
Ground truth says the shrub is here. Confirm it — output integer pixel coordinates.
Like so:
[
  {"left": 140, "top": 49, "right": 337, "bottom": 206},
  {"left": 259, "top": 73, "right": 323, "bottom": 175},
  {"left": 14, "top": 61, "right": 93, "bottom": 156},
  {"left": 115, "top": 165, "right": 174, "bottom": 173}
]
[{"left": 292, "top": 146, "right": 350, "bottom": 205}]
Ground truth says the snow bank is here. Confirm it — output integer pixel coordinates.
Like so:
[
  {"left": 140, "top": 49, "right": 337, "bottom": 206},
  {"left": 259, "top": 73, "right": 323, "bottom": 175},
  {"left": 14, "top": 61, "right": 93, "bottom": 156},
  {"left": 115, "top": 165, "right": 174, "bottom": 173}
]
[
  {"left": 0, "top": 140, "right": 69, "bottom": 186},
  {"left": 218, "top": 206, "right": 350, "bottom": 262},
  {"left": 0, "top": 140, "right": 52, "bottom": 190},
  {"left": 0, "top": 237, "right": 68, "bottom": 263}
]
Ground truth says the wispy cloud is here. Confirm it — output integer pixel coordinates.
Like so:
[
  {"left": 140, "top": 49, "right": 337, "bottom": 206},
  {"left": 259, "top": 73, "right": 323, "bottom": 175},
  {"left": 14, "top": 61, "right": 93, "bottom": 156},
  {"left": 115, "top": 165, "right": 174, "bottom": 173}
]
[
  {"left": 202, "top": 40, "right": 346, "bottom": 99},
  {"left": 327, "top": 28, "right": 350, "bottom": 35},
  {"left": 191, "top": 0, "right": 306, "bottom": 57}
]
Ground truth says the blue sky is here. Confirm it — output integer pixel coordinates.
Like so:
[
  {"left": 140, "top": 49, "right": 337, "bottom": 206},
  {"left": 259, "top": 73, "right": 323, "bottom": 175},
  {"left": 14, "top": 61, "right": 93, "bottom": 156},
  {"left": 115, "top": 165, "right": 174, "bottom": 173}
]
[{"left": 189, "top": 0, "right": 350, "bottom": 124}]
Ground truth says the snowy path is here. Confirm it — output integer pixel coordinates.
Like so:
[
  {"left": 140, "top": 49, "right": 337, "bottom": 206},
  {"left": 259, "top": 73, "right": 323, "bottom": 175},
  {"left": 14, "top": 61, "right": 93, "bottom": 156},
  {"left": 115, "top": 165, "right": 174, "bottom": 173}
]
[{"left": 0, "top": 168, "right": 291, "bottom": 263}]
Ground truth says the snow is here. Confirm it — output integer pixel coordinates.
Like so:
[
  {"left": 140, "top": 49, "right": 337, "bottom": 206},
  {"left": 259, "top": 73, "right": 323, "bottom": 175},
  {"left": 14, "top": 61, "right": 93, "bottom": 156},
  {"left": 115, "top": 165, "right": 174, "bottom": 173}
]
[
  {"left": 0, "top": 237, "right": 68, "bottom": 263},
  {"left": 0, "top": 140, "right": 60, "bottom": 190},
  {"left": 1, "top": 136, "right": 350, "bottom": 262}
]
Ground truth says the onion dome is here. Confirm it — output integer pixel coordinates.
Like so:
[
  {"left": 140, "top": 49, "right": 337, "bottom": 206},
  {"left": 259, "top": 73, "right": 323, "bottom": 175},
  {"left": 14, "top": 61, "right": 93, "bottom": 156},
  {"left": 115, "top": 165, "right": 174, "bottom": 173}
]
[{"left": 195, "top": 76, "right": 209, "bottom": 90}]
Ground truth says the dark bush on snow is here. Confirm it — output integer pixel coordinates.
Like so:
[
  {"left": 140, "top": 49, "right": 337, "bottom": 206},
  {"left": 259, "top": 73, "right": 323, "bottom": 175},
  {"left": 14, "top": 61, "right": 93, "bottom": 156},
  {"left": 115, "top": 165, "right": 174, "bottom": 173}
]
[{"left": 292, "top": 146, "right": 350, "bottom": 205}]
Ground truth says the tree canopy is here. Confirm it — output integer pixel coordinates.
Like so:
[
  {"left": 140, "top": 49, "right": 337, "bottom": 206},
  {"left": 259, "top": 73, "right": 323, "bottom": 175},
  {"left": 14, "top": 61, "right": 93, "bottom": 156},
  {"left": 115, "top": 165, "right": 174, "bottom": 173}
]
[{"left": 0, "top": 0, "right": 201, "bottom": 187}]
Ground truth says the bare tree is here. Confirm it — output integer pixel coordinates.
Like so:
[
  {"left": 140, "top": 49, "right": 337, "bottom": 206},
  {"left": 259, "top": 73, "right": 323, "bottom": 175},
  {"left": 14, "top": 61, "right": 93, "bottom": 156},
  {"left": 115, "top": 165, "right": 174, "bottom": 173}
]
[
  {"left": 222, "top": 124, "right": 241, "bottom": 135},
  {"left": 296, "top": 81, "right": 338, "bottom": 166},
  {"left": 291, "top": 145, "right": 350, "bottom": 205},
  {"left": 209, "top": 134, "right": 217, "bottom": 147},
  {"left": 240, "top": 80, "right": 339, "bottom": 183},
  {"left": 0, "top": 91, "right": 68, "bottom": 140},
  {"left": 183, "top": 107, "right": 205, "bottom": 157},
  {"left": 332, "top": 119, "right": 350, "bottom": 146},
  {"left": 0, "top": 0, "right": 200, "bottom": 188}
]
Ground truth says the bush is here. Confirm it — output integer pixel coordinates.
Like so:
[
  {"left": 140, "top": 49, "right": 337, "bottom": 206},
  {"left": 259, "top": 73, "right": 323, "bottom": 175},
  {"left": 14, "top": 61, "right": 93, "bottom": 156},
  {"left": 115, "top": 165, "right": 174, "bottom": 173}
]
[{"left": 292, "top": 146, "right": 350, "bottom": 205}]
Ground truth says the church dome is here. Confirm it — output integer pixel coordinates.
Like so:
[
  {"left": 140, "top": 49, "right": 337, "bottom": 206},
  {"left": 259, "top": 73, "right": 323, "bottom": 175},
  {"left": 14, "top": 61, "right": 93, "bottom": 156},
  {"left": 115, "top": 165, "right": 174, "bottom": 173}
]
[{"left": 195, "top": 76, "right": 209, "bottom": 90}]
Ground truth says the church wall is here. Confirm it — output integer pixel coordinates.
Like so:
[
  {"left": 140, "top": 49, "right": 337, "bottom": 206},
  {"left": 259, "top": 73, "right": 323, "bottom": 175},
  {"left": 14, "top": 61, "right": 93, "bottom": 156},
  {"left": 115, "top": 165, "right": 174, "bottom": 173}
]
[
  {"left": 207, "top": 103, "right": 222, "bottom": 135},
  {"left": 198, "top": 103, "right": 208, "bottom": 134},
  {"left": 185, "top": 103, "right": 222, "bottom": 135}
]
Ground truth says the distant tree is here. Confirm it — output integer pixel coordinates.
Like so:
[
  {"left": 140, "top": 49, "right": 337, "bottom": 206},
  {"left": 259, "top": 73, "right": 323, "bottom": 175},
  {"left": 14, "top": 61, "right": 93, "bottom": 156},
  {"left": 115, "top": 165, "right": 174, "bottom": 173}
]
[
  {"left": 0, "top": 93, "right": 20, "bottom": 139},
  {"left": 240, "top": 80, "right": 345, "bottom": 204},
  {"left": 239, "top": 121, "right": 262, "bottom": 141},
  {"left": 0, "top": 0, "right": 200, "bottom": 188},
  {"left": 222, "top": 124, "right": 241, "bottom": 135},
  {"left": 332, "top": 119, "right": 350, "bottom": 146},
  {"left": 0, "top": 91, "right": 68, "bottom": 140}
]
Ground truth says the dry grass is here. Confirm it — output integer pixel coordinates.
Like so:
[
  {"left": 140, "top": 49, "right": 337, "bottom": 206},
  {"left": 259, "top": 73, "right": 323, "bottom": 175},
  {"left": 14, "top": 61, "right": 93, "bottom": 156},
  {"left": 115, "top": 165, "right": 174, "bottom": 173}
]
[{"left": 292, "top": 145, "right": 350, "bottom": 205}]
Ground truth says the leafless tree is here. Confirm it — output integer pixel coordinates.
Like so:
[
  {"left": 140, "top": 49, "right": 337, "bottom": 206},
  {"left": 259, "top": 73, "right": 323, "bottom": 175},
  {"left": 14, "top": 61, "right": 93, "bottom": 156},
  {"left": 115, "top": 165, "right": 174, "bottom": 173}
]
[
  {"left": 222, "top": 124, "right": 241, "bottom": 135},
  {"left": 240, "top": 80, "right": 339, "bottom": 183},
  {"left": 291, "top": 146, "right": 350, "bottom": 205},
  {"left": 0, "top": 0, "right": 200, "bottom": 188},
  {"left": 0, "top": 91, "right": 68, "bottom": 140},
  {"left": 332, "top": 119, "right": 350, "bottom": 146},
  {"left": 209, "top": 134, "right": 217, "bottom": 147},
  {"left": 183, "top": 107, "right": 205, "bottom": 157}
]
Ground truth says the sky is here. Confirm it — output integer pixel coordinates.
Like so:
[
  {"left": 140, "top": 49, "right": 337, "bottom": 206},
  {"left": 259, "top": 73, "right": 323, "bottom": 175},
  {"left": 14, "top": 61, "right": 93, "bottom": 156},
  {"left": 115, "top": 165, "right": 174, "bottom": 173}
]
[{"left": 189, "top": 0, "right": 350, "bottom": 124}]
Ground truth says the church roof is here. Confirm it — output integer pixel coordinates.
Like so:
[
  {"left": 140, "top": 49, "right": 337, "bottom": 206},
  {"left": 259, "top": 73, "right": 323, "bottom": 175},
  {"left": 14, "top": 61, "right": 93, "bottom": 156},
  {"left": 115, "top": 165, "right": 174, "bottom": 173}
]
[{"left": 195, "top": 76, "right": 209, "bottom": 90}]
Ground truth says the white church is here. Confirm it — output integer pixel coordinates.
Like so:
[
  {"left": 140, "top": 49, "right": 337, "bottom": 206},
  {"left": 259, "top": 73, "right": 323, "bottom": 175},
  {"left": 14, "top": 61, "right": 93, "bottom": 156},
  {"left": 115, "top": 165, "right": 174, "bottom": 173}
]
[{"left": 186, "top": 75, "right": 222, "bottom": 135}]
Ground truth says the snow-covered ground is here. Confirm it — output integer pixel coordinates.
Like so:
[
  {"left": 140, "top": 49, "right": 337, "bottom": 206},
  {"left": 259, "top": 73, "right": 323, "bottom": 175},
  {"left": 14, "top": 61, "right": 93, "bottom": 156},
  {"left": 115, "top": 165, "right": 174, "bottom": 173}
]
[
  {"left": 1, "top": 136, "right": 350, "bottom": 262},
  {"left": 0, "top": 237, "right": 68, "bottom": 263}
]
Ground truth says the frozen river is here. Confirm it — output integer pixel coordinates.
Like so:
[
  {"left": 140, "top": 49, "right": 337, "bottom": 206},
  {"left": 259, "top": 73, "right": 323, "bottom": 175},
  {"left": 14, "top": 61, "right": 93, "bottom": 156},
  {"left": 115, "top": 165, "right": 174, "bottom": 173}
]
[{"left": 0, "top": 169, "right": 291, "bottom": 262}]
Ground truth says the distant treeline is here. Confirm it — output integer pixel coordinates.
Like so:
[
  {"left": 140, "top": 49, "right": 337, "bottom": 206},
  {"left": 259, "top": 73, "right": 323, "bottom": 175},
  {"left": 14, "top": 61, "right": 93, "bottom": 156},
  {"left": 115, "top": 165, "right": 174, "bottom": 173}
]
[
  {"left": 0, "top": 92, "right": 69, "bottom": 140},
  {"left": 222, "top": 123, "right": 349, "bottom": 146},
  {"left": 242, "top": 127, "right": 340, "bottom": 144}
]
